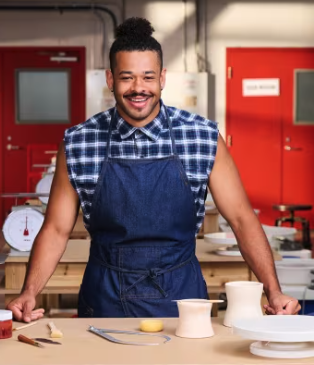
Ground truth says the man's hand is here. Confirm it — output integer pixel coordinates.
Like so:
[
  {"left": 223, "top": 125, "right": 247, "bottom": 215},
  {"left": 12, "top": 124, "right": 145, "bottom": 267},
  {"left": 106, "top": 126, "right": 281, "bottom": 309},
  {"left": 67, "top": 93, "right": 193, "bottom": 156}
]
[
  {"left": 264, "top": 291, "right": 301, "bottom": 315},
  {"left": 6, "top": 143, "right": 79, "bottom": 324},
  {"left": 7, "top": 293, "right": 45, "bottom": 322}
]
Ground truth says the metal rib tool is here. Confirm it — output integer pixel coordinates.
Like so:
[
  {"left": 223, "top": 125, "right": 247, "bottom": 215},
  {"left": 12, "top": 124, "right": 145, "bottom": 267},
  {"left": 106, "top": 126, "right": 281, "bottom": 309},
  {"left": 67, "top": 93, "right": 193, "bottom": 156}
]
[
  {"left": 88, "top": 326, "right": 171, "bottom": 346},
  {"left": 33, "top": 338, "right": 62, "bottom": 345}
]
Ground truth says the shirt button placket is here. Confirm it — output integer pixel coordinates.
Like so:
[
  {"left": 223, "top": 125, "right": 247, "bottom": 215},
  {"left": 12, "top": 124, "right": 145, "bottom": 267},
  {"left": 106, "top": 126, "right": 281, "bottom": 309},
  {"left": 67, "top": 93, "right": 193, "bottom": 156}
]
[{"left": 134, "top": 130, "right": 141, "bottom": 157}]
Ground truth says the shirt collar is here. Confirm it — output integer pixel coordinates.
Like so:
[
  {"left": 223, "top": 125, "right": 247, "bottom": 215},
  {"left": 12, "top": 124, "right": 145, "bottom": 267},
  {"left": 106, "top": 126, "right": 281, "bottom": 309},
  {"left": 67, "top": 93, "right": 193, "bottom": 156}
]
[{"left": 115, "top": 100, "right": 168, "bottom": 141}]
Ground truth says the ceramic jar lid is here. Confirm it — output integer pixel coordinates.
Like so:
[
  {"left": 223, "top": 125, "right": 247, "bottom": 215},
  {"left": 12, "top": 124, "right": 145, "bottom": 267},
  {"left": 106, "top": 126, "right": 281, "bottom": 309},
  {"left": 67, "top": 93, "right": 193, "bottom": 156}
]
[{"left": 0, "top": 310, "right": 12, "bottom": 321}]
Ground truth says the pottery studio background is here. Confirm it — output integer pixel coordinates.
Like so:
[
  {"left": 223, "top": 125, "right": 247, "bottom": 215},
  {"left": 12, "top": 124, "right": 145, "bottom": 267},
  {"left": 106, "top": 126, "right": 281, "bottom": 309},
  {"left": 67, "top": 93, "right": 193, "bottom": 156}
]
[{"left": 0, "top": 0, "right": 314, "bottom": 317}]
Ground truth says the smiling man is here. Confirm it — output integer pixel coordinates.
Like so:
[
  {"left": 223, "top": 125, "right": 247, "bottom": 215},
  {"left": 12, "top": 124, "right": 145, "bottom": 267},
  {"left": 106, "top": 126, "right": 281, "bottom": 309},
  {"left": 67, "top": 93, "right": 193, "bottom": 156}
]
[
  {"left": 109, "top": 56, "right": 163, "bottom": 126},
  {"left": 7, "top": 17, "right": 300, "bottom": 320},
  {"left": 106, "top": 25, "right": 165, "bottom": 129}
]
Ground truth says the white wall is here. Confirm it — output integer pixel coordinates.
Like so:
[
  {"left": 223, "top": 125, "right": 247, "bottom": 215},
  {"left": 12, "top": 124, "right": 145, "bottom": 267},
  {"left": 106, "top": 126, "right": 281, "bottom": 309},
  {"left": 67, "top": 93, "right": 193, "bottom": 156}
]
[
  {"left": 0, "top": 10, "right": 116, "bottom": 69},
  {"left": 1, "top": 0, "right": 314, "bottom": 136},
  {"left": 206, "top": 0, "right": 314, "bottom": 137},
  {"left": 0, "top": 0, "right": 196, "bottom": 71},
  {"left": 125, "top": 0, "right": 197, "bottom": 72}
]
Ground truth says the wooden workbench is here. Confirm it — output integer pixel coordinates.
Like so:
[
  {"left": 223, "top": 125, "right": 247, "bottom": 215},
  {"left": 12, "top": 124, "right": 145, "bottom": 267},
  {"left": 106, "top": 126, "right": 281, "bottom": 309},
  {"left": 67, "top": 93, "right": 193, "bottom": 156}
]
[
  {"left": 1, "top": 239, "right": 281, "bottom": 311},
  {"left": 1, "top": 317, "right": 312, "bottom": 365}
]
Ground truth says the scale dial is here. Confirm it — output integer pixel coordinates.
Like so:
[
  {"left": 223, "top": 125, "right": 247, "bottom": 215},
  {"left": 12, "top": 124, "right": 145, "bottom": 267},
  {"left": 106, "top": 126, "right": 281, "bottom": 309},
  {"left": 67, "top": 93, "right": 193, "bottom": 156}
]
[{"left": 2, "top": 208, "right": 44, "bottom": 251}]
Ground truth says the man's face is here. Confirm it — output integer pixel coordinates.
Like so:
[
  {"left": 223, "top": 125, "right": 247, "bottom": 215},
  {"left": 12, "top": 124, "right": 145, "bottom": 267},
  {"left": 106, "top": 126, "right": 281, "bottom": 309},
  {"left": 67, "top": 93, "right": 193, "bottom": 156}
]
[{"left": 106, "top": 51, "right": 166, "bottom": 127}]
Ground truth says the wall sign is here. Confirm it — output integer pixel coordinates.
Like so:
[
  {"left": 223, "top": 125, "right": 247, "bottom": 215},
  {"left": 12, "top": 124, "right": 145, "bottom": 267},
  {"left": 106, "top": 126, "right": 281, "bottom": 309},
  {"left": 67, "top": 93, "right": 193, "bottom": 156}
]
[{"left": 243, "top": 78, "right": 280, "bottom": 97}]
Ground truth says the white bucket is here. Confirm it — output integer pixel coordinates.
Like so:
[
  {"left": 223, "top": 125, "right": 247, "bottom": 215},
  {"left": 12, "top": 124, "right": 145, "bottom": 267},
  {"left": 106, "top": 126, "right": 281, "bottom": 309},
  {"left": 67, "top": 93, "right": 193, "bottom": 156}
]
[{"left": 275, "top": 259, "right": 314, "bottom": 285}]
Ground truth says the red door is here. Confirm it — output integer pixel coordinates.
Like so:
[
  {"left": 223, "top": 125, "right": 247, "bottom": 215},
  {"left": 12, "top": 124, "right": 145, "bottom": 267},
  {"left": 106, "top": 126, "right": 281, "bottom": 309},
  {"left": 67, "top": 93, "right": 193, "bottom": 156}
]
[
  {"left": 281, "top": 51, "right": 314, "bottom": 214},
  {"left": 226, "top": 48, "right": 314, "bottom": 226},
  {"left": 0, "top": 53, "right": 3, "bottom": 225},
  {"left": 0, "top": 47, "right": 86, "bottom": 224}
]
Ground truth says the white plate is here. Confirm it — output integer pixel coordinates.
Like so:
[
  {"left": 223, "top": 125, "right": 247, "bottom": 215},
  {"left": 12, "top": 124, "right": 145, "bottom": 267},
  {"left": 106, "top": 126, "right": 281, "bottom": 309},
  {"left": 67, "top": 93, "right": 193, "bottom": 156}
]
[
  {"left": 214, "top": 248, "right": 242, "bottom": 257},
  {"left": 262, "top": 224, "right": 297, "bottom": 237},
  {"left": 205, "top": 231, "right": 273, "bottom": 245},
  {"left": 233, "top": 315, "right": 314, "bottom": 342},
  {"left": 35, "top": 174, "right": 54, "bottom": 204},
  {"left": 204, "top": 232, "right": 238, "bottom": 245}
]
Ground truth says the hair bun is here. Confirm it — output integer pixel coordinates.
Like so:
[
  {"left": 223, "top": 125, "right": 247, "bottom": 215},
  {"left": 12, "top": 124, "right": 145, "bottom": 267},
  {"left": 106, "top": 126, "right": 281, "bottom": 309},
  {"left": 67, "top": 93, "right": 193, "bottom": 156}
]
[{"left": 115, "top": 17, "right": 154, "bottom": 39}]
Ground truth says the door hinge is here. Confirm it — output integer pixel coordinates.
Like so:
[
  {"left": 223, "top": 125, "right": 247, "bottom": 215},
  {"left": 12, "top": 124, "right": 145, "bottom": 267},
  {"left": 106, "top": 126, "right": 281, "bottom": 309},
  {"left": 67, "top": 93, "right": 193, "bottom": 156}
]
[
  {"left": 227, "top": 67, "right": 233, "bottom": 79},
  {"left": 227, "top": 135, "right": 232, "bottom": 147}
]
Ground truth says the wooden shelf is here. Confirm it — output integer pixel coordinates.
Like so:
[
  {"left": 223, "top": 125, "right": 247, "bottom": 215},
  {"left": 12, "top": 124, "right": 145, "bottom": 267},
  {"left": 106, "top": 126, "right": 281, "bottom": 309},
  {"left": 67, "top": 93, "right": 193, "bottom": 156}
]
[{"left": 0, "top": 277, "right": 79, "bottom": 295}]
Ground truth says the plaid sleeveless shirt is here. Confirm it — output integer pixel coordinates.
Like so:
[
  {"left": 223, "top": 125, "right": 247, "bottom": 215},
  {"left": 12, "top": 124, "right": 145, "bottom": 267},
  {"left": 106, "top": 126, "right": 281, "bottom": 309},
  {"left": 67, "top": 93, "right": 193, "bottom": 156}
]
[{"left": 64, "top": 101, "right": 219, "bottom": 233}]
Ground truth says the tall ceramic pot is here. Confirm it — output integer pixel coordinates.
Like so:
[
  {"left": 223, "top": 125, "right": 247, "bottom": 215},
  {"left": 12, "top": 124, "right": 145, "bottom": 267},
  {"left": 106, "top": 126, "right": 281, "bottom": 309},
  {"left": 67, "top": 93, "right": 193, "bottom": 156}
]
[
  {"left": 223, "top": 281, "right": 263, "bottom": 327},
  {"left": 175, "top": 299, "right": 214, "bottom": 338}
]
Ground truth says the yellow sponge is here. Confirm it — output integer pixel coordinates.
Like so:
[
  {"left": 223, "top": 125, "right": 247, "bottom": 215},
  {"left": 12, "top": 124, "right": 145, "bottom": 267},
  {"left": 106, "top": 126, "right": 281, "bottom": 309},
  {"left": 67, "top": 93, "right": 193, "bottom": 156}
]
[
  {"left": 48, "top": 321, "right": 63, "bottom": 338},
  {"left": 140, "top": 319, "right": 164, "bottom": 332}
]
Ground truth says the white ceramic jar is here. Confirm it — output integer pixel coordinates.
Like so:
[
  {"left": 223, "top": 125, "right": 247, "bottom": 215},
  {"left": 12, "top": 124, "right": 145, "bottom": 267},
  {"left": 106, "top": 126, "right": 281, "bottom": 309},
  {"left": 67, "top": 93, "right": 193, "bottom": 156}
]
[
  {"left": 175, "top": 299, "right": 214, "bottom": 338},
  {"left": 223, "top": 281, "right": 263, "bottom": 327}
]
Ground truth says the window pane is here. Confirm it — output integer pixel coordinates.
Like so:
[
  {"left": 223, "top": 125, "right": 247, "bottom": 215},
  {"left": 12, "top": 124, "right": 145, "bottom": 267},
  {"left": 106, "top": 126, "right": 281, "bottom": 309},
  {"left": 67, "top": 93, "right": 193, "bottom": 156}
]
[
  {"left": 294, "top": 70, "right": 314, "bottom": 125},
  {"left": 17, "top": 70, "right": 70, "bottom": 124}
]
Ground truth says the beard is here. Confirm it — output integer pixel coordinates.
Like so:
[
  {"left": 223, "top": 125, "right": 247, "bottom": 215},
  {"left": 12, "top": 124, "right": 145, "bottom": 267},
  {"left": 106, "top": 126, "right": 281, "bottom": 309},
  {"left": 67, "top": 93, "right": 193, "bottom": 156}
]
[{"left": 114, "top": 90, "right": 160, "bottom": 122}]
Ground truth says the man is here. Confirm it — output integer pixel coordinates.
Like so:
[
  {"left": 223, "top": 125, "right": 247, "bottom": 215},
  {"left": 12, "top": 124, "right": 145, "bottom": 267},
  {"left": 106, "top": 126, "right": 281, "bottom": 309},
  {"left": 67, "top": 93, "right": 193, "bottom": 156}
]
[{"left": 8, "top": 17, "right": 300, "bottom": 321}]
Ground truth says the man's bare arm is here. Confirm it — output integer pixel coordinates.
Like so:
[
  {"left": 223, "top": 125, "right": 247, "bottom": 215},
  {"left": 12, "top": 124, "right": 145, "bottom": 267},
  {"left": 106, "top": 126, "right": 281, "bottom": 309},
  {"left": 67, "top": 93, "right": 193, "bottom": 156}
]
[
  {"left": 21, "top": 142, "right": 80, "bottom": 296},
  {"left": 209, "top": 135, "right": 281, "bottom": 297}
]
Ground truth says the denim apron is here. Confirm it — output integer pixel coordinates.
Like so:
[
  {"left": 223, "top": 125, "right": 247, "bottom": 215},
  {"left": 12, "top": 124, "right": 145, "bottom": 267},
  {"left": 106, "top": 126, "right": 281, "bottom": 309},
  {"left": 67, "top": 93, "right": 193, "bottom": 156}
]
[{"left": 78, "top": 108, "right": 208, "bottom": 318}]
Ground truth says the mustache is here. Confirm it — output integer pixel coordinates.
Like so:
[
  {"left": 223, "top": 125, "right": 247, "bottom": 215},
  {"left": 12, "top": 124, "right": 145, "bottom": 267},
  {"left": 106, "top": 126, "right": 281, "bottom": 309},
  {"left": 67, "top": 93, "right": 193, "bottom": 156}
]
[{"left": 123, "top": 93, "right": 152, "bottom": 98}]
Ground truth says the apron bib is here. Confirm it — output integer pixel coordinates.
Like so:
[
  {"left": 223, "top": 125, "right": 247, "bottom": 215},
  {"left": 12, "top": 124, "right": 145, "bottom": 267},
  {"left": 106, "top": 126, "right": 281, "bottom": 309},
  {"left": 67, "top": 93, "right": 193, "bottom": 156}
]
[{"left": 78, "top": 108, "right": 208, "bottom": 317}]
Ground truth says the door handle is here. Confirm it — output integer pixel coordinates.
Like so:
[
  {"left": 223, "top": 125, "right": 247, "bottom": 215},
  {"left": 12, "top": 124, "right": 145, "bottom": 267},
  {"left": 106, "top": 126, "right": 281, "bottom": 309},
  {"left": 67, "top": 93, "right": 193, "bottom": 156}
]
[
  {"left": 6, "top": 144, "right": 21, "bottom": 150},
  {"left": 32, "top": 164, "right": 51, "bottom": 168},
  {"left": 284, "top": 145, "right": 302, "bottom": 151},
  {"left": 227, "top": 135, "right": 232, "bottom": 147}
]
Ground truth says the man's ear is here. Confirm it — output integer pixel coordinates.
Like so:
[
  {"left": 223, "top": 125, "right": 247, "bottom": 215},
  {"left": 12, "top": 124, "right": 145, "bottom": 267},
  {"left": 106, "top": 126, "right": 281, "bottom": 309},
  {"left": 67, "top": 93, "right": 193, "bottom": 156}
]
[{"left": 106, "top": 69, "right": 114, "bottom": 91}]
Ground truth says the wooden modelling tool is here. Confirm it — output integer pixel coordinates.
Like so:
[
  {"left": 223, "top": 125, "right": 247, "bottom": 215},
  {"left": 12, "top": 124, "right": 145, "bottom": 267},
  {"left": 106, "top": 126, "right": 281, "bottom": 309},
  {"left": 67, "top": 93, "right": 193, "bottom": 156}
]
[{"left": 18, "top": 334, "right": 44, "bottom": 348}]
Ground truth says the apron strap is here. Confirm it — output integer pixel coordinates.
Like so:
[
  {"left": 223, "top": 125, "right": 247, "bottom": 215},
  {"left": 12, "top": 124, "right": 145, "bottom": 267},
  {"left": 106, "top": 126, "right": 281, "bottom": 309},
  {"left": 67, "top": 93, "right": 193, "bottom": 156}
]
[
  {"left": 105, "top": 108, "right": 115, "bottom": 161},
  {"left": 164, "top": 106, "right": 178, "bottom": 156},
  {"left": 90, "top": 253, "right": 194, "bottom": 298}
]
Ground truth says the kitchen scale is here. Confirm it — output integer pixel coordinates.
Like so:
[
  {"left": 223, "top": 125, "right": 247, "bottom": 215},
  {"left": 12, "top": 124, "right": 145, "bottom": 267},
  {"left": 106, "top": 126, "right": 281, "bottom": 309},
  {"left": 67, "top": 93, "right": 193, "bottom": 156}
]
[
  {"left": 1, "top": 193, "right": 49, "bottom": 252},
  {"left": 233, "top": 315, "right": 314, "bottom": 359},
  {"left": 204, "top": 232, "right": 242, "bottom": 257},
  {"left": 3, "top": 207, "right": 44, "bottom": 252}
]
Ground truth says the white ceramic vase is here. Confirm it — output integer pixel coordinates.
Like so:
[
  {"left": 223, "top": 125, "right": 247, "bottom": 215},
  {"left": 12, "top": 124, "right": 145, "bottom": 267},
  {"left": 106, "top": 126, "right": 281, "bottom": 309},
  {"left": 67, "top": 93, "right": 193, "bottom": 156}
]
[
  {"left": 175, "top": 299, "right": 214, "bottom": 338},
  {"left": 223, "top": 281, "right": 263, "bottom": 328}
]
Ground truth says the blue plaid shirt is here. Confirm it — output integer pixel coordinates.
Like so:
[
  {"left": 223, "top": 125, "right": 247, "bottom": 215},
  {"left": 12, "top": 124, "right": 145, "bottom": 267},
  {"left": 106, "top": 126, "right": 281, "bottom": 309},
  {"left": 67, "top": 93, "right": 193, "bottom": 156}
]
[{"left": 64, "top": 101, "right": 219, "bottom": 233}]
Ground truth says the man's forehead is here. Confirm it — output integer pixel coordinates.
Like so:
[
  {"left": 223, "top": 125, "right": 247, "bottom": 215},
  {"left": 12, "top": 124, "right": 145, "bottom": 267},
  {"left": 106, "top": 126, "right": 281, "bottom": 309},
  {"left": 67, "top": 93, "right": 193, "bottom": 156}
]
[
  {"left": 116, "top": 50, "right": 158, "bottom": 57},
  {"left": 115, "top": 51, "right": 159, "bottom": 64},
  {"left": 112, "top": 51, "right": 161, "bottom": 74}
]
